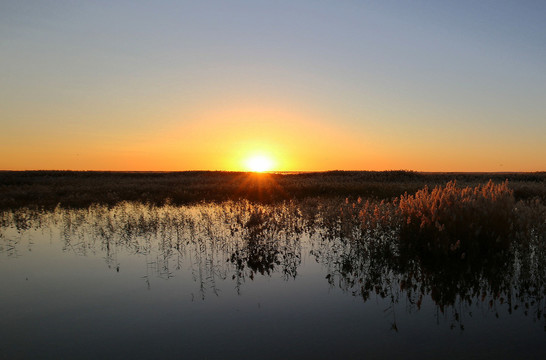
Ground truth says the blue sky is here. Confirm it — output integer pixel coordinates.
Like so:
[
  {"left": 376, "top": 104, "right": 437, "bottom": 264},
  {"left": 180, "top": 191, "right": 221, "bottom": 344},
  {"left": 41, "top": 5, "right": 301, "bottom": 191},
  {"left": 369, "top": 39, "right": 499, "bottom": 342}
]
[{"left": 1, "top": 0, "right": 545, "bottom": 171}]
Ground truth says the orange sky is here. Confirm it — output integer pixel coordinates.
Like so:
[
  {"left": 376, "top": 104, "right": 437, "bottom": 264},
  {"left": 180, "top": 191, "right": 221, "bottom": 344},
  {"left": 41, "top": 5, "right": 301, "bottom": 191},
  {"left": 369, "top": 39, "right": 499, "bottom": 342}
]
[
  {"left": 1, "top": 2, "right": 545, "bottom": 172},
  {"left": 2, "top": 101, "right": 542, "bottom": 172}
]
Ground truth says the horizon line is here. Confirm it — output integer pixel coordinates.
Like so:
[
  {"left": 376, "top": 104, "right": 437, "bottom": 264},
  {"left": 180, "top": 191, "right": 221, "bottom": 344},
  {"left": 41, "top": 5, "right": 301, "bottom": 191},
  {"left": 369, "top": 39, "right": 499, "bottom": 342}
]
[{"left": 1, "top": 169, "right": 544, "bottom": 174}]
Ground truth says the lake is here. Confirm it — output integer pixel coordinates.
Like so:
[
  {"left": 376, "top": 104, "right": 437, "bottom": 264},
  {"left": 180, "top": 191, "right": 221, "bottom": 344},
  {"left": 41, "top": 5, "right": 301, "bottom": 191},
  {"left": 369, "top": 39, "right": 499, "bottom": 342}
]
[{"left": 1, "top": 201, "right": 544, "bottom": 359}]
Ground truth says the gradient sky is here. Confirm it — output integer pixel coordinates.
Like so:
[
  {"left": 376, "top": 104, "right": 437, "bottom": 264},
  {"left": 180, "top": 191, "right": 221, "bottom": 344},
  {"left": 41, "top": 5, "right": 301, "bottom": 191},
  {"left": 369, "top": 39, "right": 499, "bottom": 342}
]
[{"left": 1, "top": 0, "right": 545, "bottom": 171}]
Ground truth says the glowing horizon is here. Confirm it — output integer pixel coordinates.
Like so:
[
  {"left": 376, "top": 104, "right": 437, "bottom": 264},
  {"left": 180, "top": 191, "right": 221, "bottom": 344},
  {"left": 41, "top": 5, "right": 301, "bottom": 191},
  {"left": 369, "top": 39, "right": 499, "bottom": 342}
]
[
  {"left": 1, "top": 2, "right": 545, "bottom": 172},
  {"left": 244, "top": 154, "right": 274, "bottom": 172}
]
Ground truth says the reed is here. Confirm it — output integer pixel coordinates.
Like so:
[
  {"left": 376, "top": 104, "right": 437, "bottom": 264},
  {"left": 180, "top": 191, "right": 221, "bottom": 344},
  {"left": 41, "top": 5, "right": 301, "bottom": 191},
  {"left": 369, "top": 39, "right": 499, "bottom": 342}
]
[
  {"left": 2, "top": 194, "right": 544, "bottom": 328},
  {"left": 0, "top": 170, "right": 544, "bottom": 209},
  {"left": 398, "top": 180, "right": 516, "bottom": 257}
]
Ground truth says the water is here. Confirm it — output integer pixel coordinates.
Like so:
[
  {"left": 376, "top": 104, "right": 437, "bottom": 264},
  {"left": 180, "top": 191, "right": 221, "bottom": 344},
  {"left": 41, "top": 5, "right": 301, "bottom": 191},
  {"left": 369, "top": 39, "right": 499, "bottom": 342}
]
[{"left": 1, "top": 201, "right": 544, "bottom": 359}]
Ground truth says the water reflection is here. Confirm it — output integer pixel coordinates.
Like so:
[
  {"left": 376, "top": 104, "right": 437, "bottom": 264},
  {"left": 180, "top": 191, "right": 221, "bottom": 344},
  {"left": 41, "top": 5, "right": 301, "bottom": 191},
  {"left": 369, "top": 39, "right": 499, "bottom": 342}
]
[
  {"left": 313, "top": 229, "right": 546, "bottom": 331},
  {"left": 1, "top": 200, "right": 545, "bottom": 331},
  {"left": 230, "top": 206, "right": 301, "bottom": 284}
]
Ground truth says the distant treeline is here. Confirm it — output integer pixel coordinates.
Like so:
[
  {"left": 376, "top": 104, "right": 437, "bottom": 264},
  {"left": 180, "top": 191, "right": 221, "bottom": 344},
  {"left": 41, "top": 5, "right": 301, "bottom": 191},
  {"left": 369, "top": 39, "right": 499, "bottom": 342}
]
[{"left": 0, "top": 170, "right": 545, "bottom": 209}]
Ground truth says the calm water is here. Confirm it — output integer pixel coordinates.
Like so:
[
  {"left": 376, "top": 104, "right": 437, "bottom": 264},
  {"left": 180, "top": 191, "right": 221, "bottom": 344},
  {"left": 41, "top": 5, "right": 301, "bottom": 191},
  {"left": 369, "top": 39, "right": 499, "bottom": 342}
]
[{"left": 1, "top": 201, "right": 544, "bottom": 359}]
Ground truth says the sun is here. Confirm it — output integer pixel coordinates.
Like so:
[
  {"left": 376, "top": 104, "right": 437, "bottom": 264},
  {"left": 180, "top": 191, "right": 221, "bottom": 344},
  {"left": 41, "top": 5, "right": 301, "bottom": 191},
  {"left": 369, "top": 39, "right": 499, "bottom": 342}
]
[{"left": 245, "top": 155, "right": 274, "bottom": 172}]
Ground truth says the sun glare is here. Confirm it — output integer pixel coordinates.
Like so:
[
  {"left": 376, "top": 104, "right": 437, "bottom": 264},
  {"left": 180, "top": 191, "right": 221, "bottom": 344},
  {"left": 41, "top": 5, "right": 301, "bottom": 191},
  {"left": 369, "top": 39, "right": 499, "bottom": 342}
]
[{"left": 245, "top": 155, "right": 274, "bottom": 172}]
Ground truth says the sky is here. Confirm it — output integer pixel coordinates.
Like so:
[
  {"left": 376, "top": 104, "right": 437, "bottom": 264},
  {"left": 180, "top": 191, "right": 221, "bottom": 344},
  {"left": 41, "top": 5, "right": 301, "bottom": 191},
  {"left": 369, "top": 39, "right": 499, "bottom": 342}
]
[{"left": 1, "top": 0, "right": 545, "bottom": 172}]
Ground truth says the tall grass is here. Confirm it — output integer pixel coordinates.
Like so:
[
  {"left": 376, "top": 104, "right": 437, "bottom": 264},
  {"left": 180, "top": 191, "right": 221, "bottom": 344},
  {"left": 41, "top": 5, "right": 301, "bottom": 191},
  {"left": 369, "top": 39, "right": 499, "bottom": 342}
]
[
  {"left": 2, "top": 192, "right": 545, "bottom": 328},
  {"left": 336, "top": 179, "right": 546, "bottom": 260},
  {"left": 398, "top": 180, "right": 516, "bottom": 257},
  {"left": 325, "top": 181, "right": 545, "bottom": 328},
  {"left": 1, "top": 170, "right": 544, "bottom": 209}
]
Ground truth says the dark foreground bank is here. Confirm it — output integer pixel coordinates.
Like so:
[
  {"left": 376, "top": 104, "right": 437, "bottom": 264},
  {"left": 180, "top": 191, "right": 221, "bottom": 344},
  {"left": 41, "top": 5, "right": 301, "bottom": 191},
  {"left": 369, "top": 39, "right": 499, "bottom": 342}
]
[{"left": 0, "top": 170, "right": 545, "bottom": 209}]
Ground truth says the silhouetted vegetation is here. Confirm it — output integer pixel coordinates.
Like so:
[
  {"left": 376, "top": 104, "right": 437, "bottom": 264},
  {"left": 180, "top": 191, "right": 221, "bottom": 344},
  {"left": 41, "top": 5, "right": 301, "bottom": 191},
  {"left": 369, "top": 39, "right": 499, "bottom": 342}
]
[
  {"left": 324, "top": 181, "right": 546, "bottom": 330},
  {"left": 0, "top": 170, "right": 545, "bottom": 209},
  {"left": 2, "top": 185, "right": 545, "bottom": 330},
  {"left": 398, "top": 180, "right": 517, "bottom": 257}
]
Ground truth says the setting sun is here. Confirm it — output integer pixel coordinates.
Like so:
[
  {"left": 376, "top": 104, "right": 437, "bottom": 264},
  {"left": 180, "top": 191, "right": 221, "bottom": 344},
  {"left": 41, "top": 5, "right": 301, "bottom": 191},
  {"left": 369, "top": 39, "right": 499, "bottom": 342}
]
[{"left": 245, "top": 155, "right": 274, "bottom": 172}]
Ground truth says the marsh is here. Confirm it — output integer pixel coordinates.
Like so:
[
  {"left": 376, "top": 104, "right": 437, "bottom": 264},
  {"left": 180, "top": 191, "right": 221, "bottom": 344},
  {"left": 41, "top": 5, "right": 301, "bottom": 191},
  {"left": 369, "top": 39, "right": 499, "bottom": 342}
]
[{"left": 1, "top": 190, "right": 545, "bottom": 359}]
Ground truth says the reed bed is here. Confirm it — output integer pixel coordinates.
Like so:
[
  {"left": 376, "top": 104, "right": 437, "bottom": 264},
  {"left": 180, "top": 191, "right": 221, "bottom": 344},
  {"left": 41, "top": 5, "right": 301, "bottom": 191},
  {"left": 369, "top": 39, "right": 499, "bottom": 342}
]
[
  {"left": 1, "top": 170, "right": 545, "bottom": 209},
  {"left": 2, "top": 184, "right": 545, "bottom": 329}
]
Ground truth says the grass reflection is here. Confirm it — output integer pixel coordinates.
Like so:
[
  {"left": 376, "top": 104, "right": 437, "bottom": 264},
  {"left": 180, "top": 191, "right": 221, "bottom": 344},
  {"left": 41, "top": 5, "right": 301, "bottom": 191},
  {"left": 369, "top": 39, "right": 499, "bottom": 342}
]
[{"left": 1, "top": 182, "right": 545, "bottom": 330}]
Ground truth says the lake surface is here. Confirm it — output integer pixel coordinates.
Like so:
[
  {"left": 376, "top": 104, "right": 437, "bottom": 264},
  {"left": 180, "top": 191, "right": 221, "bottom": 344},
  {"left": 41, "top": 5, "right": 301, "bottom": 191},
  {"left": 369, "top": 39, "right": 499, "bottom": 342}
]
[{"left": 1, "top": 201, "right": 544, "bottom": 359}]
